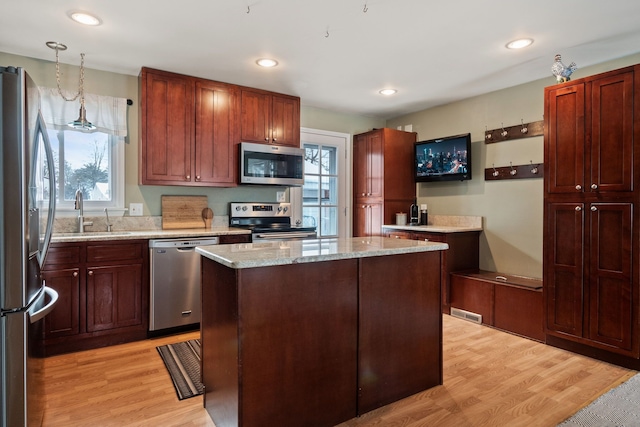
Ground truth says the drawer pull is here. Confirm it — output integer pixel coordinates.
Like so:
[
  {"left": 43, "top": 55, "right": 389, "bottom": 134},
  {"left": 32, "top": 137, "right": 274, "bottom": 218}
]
[{"left": 495, "top": 275, "right": 508, "bottom": 281}]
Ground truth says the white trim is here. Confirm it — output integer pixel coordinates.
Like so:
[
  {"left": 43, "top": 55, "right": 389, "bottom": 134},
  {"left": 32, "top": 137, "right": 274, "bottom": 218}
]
[{"left": 294, "top": 128, "right": 352, "bottom": 238}]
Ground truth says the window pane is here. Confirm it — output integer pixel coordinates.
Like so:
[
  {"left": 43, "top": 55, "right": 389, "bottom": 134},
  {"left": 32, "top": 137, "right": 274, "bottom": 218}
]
[
  {"left": 321, "top": 146, "right": 337, "bottom": 175},
  {"left": 304, "top": 145, "right": 320, "bottom": 174},
  {"left": 302, "top": 206, "right": 319, "bottom": 228},
  {"left": 63, "top": 131, "right": 111, "bottom": 201},
  {"left": 320, "top": 207, "right": 338, "bottom": 237},
  {"left": 320, "top": 176, "right": 338, "bottom": 205},
  {"left": 303, "top": 177, "right": 319, "bottom": 205}
]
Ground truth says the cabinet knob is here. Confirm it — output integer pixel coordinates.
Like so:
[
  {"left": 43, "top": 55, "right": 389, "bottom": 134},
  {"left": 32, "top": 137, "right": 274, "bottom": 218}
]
[
  {"left": 591, "top": 206, "right": 598, "bottom": 212},
  {"left": 575, "top": 185, "right": 582, "bottom": 190},
  {"left": 88, "top": 270, "right": 94, "bottom": 276},
  {"left": 591, "top": 183, "right": 598, "bottom": 190},
  {"left": 273, "top": 138, "right": 277, "bottom": 142},
  {"left": 73, "top": 271, "right": 78, "bottom": 277},
  {"left": 424, "top": 238, "right": 430, "bottom": 242},
  {"left": 575, "top": 206, "right": 582, "bottom": 211},
  {"left": 361, "top": 193, "right": 365, "bottom": 196},
  {"left": 265, "top": 138, "right": 269, "bottom": 142},
  {"left": 196, "top": 175, "right": 201, "bottom": 181},
  {"left": 186, "top": 175, "right": 191, "bottom": 180},
  {"left": 367, "top": 192, "right": 371, "bottom": 196}
]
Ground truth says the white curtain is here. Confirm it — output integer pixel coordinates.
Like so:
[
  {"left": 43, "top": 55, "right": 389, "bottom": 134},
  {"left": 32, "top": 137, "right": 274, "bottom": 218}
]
[{"left": 39, "top": 87, "right": 128, "bottom": 138}]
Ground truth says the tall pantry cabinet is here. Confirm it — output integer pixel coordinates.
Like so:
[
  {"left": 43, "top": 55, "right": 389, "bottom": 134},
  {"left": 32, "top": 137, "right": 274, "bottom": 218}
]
[
  {"left": 353, "top": 128, "right": 417, "bottom": 237},
  {"left": 543, "top": 64, "right": 640, "bottom": 366}
]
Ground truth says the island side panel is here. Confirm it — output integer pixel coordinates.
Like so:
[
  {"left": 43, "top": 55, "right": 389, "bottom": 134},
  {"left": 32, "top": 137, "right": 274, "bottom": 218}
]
[
  {"left": 201, "top": 259, "right": 240, "bottom": 427},
  {"left": 237, "top": 259, "right": 359, "bottom": 427},
  {"left": 358, "top": 251, "right": 443, "bottom": 415}
]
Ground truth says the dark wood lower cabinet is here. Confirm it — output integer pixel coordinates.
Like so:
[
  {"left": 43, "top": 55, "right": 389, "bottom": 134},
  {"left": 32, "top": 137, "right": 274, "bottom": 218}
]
[
  {"left": 201, "top": 251, "right": 443, "bottom": 427},
  {"left": 41, "top": 240, "right": 149, "bottom": 356},
  {"left": 383, "top": 228, "right": 480, "bottom": 313}
]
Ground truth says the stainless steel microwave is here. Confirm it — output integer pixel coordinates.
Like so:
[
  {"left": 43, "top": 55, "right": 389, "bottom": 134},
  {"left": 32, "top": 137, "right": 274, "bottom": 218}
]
[{"left": 239, "top": 142, "right": 305, "bottom": 186}]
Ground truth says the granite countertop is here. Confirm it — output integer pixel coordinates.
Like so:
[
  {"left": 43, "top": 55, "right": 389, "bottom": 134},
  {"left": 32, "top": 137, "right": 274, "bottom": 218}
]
[
  {"left": 382, "top": 214, "right": 483, "bottom": 233},
  {"left": 195, "top": 236, "right": 449, "bottom": 269},
  {"left": 381, "top": 224, "right": 483, "bottom": 233},
  {"left": 51, "top": 227, "right": 251, "bottom": 243}
]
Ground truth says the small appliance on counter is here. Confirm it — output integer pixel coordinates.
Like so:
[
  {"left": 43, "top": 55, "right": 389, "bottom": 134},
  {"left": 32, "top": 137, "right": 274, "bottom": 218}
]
[
  {"left": 229, "top": 202, "right": 317, "bottom": 240},
  {"left": 410, "top": 200, "right": 420, "bottom": 225},
  {"left": 421, "top": 204, "right": 428, "bottom": 226}
]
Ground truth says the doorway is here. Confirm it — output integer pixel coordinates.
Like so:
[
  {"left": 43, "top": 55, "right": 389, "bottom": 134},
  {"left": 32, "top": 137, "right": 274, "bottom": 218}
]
[{"left": 291, "top": 128, "right": 350, "bottom": 239}]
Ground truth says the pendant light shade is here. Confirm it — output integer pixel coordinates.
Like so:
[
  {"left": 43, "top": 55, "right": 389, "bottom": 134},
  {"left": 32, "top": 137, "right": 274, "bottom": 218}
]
[{"left": 68, "top": 105, "right": 96, "bottom": 130}]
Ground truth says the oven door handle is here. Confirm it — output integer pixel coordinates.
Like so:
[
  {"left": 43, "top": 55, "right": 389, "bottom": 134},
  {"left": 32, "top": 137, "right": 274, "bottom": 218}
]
[{"left": 253, "top": 232, "right": 316, "bottom": 240}]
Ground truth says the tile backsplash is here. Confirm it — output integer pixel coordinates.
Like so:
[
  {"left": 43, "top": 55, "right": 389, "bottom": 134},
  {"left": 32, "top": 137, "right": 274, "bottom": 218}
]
[{"left": 53, "top": 215, "right": 229, "bottom": 233}]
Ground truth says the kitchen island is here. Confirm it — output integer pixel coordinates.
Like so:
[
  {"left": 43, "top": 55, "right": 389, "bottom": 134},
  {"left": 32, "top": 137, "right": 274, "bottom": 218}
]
[{"left": 196, "top": 237, "right": 448, "bottom": 427}]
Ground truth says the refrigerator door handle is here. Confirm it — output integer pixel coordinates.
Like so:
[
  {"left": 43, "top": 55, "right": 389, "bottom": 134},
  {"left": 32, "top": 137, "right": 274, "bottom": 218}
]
[{"left": 29, "top": 286, "right": 58, "bottom": 324}]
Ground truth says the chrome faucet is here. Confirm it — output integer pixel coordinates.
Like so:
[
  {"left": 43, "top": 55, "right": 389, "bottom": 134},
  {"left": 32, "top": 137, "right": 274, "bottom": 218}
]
[
  {"left": 74, "top": 190, "right": 93, "bottom": 232},
  {"left": 104, "top": 208, "right": 112, "bottom": 232}
]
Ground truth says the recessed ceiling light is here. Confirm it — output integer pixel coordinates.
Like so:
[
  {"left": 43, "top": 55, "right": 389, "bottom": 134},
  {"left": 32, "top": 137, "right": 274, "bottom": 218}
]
[
  {"left": 379, "top": 89, "right": 397, "bottom": 96},
  {"left": 68, "top": 11, "right": 102, "bottom": 26},
  {"left": 256, "top": 58, "right": 278, "bottom": 68},
  {"left": 505, "top": 38, "right": 534, "bottom": 49}
]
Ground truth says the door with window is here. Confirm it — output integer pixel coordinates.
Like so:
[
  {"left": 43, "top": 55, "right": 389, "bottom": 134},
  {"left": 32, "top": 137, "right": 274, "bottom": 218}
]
[{"left": 291, "top": 129, "right": 349, "bottom": 239}]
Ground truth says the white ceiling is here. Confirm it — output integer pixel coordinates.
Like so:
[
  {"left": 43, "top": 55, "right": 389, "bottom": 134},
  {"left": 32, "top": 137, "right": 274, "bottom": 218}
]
[{"left": 2, "top": 1, "right": 640, "bottom": 119}]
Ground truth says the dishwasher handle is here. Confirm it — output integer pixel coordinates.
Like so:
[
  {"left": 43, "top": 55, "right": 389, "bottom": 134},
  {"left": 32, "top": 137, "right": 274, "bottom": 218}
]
[{"left": 176, "top": 247, "right": 195, "bottom": 252}]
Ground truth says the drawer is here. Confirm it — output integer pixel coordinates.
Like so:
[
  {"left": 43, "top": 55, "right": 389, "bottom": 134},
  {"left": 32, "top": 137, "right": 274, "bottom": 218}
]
[
  {"left": 86, "top": 242, "right": 144, "bottom": 263},
  {"left": 414, "top": 232, "right": 446, "bottom": 243},
  {"left": 44, "top": 244, "right": 82, "bottom": 267},
  {"left": 219, "top": 234, "right": 252, "bottom": 244}
]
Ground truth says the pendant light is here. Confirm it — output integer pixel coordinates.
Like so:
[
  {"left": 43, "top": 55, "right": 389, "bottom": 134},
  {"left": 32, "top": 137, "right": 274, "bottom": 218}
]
[{"left": 46, "top": 41, "right": 96, "bottom": 131}]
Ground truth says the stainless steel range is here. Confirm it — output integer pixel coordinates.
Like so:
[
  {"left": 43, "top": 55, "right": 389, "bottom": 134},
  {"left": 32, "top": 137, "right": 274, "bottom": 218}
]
[{"left": 229, "top": 202, "right": 317, "bottom": 240}]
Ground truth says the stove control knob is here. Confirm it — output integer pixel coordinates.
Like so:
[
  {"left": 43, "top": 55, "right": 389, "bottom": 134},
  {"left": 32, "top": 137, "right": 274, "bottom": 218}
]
[
  {"left": 277, "top": 206, "right": 283, "bottom": 212},
  {"left": 242, "top": 206, "right": 248, "bottom": 211},
  {"left": 283, "top": 207, "right": 288, "bottom": 213},
  {"left": 235, "top": 206, "right": 241, "bottom": 211}
]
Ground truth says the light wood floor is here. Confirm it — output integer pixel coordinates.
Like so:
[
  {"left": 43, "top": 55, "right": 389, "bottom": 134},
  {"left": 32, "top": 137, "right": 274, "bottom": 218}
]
[{"left": 42, "top": 315, "right": 636, "bottom": 427}]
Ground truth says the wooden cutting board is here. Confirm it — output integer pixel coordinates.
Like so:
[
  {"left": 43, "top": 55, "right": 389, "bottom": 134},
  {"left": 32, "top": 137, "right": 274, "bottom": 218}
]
[{"left": 161, "top": 195, "right": 209, "bottom": 229}]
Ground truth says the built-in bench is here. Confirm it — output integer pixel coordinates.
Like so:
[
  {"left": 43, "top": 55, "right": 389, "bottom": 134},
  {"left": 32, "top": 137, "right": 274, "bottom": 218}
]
[{"left": 450, "top": 270, "right": 544, "bottom": 342}]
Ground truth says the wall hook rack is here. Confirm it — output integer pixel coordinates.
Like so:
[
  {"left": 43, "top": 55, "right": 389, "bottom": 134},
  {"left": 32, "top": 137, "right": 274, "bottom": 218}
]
[
  {"left": 484, "top": 162, "right": 544, "bottom": 181},
  {"left": 485, "top": 119, "right": 544, "bottom": 144}
]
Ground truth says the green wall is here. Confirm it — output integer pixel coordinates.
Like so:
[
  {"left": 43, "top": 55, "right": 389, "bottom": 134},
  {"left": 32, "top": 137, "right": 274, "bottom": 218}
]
[
  {"left": 7, "top": 48, "right": 639, "bottom": 278},
  {"left": 0, "top": 51, "right": 381, "bottom": 218},
  {"left": 386, "top": 52, "right": 640, "bottom": 278}
]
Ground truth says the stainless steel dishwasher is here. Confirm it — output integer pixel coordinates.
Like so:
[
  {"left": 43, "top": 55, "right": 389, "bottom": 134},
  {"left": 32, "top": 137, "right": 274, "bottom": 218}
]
[{"left": 149, "top": 236, "right": 219, "bottom": 331}]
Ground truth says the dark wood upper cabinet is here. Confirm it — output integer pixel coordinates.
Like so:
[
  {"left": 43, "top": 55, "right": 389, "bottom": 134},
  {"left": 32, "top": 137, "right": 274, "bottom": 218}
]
[
  {"left": 543, "top": 64, "right": 640, "bottom": 360},
  {"left": 140, "top": 68, "right": 193, "bottom": 185},
  {"left": 140, "top": 67, "right": 300, "bottom": 186},
  {"left": 240, "top": 88, "right": 300, "bottom": 147},
  {"left": 195, "top": 79, "right": 239, "bottom": 185},
  {"left": 353, "top": 128, "right": 416, "bottom": 237}
]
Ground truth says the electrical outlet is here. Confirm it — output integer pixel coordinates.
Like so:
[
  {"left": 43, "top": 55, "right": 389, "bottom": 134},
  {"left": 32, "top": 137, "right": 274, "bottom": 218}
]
[
  {"left": 130, "top": 203, "right": 143, "bottom": 216},
  {"left": 276, "top": 191, "right": 286, "bottom": 202}
]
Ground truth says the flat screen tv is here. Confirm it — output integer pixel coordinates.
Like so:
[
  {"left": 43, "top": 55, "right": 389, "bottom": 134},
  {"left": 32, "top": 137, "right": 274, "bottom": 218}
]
[{"left": 414, "top": 133, "right": 472, "bottom": 182}]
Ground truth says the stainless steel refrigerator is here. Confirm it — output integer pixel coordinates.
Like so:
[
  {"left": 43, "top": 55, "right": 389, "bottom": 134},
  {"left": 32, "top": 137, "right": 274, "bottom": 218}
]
[{"left": 1, "top": 66, "right": 58, "bottom": 426}]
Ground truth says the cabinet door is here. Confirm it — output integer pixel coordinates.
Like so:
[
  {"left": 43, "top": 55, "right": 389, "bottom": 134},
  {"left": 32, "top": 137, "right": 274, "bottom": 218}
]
[
  {"left": 141, "top": 69, "right": 194, "bottom": 184},
  {"left": 545, "top": 83, "right": 586, "bottom": 194},
  {"left": 195, "top": 80, "right": 239, "bottom": 185},
  {"left": 353, "top": 204, "right": 382, "bottom": 237},
  {"left": 353, "top": 132, "right": 383, "bottom": 200},
  {"left": 86, "top": 264, "right": 143, "bottom": 332},
  {"left": 545, "top": 202, "right": 585, "bottom": 337},
  {"left": 240, "top": 89, "right": 271, "bottom": 144},
  {"left": 271, "top": 94, "right": 300, "bottom": 147},
  {"left": 588, "top": 203, "right": 634, "bottom": 352},
  {"left": 590, "top": 72, "right": 634, "bottom": 193},
  {"left": 42, "top": 268, "right": 80, "bottom": 338}
]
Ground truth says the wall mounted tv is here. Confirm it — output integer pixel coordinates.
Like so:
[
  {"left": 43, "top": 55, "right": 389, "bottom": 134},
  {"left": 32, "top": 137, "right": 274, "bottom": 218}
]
[{"left": 414, "top": 133, "right": 472, "bottom": 182}]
